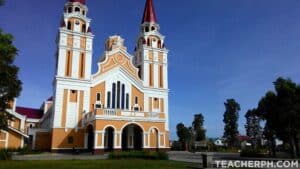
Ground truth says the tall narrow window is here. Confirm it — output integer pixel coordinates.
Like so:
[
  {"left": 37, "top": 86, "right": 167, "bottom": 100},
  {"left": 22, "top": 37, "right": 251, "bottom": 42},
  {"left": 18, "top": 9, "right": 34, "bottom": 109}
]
[
  {"left": 135, "top": 97, "right": 138, "bottom": 104},
  {"left": 147, "top": 38, "right": 150, "bottom": 46},
  {"left": 159, "top": 65, "right": 163, "bottom": 88},
  {"left": 112, "top": 83, "right": 116, "bottom": 109},
  {"left": 117, "top": 81, "right": 121, "bottom": 109},
  {"left": 96, "top": 93, "right": 101, "bottom": 101},
  {"left": 126, "top": 94, "right": 129, "bottom": 110},
  {"left": 66, "top": 51, "right": 71, "bottom": 76},
  {"left": 149, "top": 64, "right": 153, "bottom": 86},
  {"left": 137, "top": 66, "right": 142, "bottom": 79},
  {"left": 95, "top": 93, "right": 101, "bottom": 109},
  {"left": 80, "top": 53, "right": 85, "bottom": 78},
  {"left": 67, "top": 21, "right": 72, "bottom": 30},
  {"left": 158, "top": 40, "right": 161, "bottom": 48},
  {"left": 82, "top": 24, "right": 86, "bottom": 33},
  {"left": 107, "top": 92, "right": 111, "bottom": 108},
  {"left": 68, "top": 7, "right": 72, "bottom": 13},
  {"left": 121, "top": 84, "right": 125, "bottom": 109}
]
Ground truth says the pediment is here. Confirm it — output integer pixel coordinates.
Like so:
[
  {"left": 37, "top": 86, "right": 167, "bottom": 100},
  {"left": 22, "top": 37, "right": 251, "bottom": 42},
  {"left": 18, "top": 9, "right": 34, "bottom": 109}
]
[{"left": 93, "top": 49, "right": 140, "bottom": 81}]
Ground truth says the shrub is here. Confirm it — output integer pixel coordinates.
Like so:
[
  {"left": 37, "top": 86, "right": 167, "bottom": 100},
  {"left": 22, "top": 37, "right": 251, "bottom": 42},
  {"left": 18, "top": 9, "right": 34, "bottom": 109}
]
[
  {"left": 240, "top": 148, "right": 266, "bottom": 158},
  {"left": 0, "top": 149, "right": 12, "bottom": 160},
  {"left": 108, "top": 151, "right": 169, "bottom": 160}
]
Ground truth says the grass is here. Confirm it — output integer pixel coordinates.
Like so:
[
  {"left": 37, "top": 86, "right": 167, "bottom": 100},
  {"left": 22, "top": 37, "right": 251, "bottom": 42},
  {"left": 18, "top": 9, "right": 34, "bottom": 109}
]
[{"left": 0, "top": 160, "right": 192, "bottom": 169}]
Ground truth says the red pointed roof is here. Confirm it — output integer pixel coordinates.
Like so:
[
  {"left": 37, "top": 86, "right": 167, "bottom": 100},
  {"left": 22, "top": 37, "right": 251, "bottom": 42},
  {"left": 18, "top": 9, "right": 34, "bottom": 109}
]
[
  {"left": 16, "top": 107, "right": 43, "bottom": 119},
  {"left": 47, "top": 96, "right": 53, "bottom": 101},
  {"left": 69, "top": 0, "right": 86, "bottom": 5},
  {"left": 141, "top": 0, "right": 157, "bottom": 23}
]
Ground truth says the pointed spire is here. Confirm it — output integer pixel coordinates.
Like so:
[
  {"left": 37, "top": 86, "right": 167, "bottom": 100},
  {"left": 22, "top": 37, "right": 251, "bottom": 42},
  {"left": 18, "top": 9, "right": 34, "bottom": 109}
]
[
  {"left": 69, "top": 0, "right": 86, "bottom": 5},
  {"left": 141, "top": 0, "right": 157, "bottom": 24}
]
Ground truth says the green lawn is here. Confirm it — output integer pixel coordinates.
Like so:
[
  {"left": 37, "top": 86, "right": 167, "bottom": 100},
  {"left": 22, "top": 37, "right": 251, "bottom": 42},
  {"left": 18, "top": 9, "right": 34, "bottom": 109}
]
[{"left": 0, "top": 160, "right": 193, "bottom": 169}]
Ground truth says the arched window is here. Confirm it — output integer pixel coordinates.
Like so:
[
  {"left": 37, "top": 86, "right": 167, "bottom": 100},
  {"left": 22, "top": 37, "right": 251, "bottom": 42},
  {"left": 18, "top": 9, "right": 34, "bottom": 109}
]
[
  {"left": 68, "top": 7, "right": 72, "bottom": 13},
  {"left": 151, "top": 26, "right": 155, "bottom": 31},
  {"left": 82, "top": 10, "right": 86, "bottom": 15},
  {"left": 75, "top": 7, "right": 80, "bottom": 12},
  {"left": 145, "top": 26, "right": 149, "bottom": 32},
  {"left": 67, "top": 21, "right": 72, "bottom": 30}
]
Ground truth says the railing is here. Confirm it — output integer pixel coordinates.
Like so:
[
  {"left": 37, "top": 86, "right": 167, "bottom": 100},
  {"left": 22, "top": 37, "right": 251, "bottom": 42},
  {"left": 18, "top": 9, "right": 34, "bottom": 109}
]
[
  {"left": 84, "top": 108, "right": 163, "bottom": 124},
  {"left": 104, "top": 109, "right": 117, "bottom": 116}
]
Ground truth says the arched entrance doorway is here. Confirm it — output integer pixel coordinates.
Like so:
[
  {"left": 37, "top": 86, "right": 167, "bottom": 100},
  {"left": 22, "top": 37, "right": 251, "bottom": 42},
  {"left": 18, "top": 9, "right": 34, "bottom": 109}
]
[
  {"left": 122, "top": 124, "right": 143, "bottom": 150},
  {"left": 104, "top": 127, "right": 114, "bottom": 151},
  {"left": 87, "top": 125, "right": 94, "bottom": 152}
]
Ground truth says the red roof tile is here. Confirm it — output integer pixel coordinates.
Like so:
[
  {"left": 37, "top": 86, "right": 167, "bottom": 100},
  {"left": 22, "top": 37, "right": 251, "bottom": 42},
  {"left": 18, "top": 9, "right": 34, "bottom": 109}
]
[
  {"left": 141, "top": 0, "right": 157, "bottom": 23},
  {"left": 69, "top": 0, "right": 86, "bottom": 5},
  {"left": 16, "top": 107, "right": 43, "bottom": 119}
]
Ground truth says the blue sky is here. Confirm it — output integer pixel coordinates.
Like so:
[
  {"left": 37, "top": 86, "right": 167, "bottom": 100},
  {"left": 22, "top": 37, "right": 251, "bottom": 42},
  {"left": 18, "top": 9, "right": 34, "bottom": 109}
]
[{"left": 1, "top": 0, "right": 300, "bottom": 139}]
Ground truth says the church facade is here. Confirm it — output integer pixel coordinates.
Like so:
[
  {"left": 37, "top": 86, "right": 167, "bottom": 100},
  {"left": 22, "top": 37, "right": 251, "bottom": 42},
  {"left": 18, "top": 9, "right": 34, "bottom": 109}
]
[{"left": 1, "top": 0, "right": 170, "bottom": 153}]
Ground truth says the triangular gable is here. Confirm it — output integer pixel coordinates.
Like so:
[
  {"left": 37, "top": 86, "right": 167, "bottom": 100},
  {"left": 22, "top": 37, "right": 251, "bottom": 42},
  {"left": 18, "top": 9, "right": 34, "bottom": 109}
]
[{"left": 93, "top": 49, "right": 141, "bottom": 81}]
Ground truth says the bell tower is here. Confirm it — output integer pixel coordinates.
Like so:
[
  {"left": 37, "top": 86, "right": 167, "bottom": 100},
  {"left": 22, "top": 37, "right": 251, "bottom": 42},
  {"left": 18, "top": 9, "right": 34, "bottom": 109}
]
[
  {"left": 134, "top": 0, "right": 169, "bottom": 132},
  {"left": 52, "top": 0, "right": 94, "bottom": 129},
  {"left": 134, "top": 0, "right": 168, "bottom": 89},
  {"left": 55, "top": 0, "right": 93, "bottom": 79}
]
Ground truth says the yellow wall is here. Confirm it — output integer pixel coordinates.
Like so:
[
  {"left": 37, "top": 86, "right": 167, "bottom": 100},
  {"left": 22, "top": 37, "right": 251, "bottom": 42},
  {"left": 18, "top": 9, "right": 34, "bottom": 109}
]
[
  {"left": 131, "top": 85, "right": 144, "bottom": 111},
  {"left": 90, "top": 82, "right": 106, "bottom": 111},
  {"left": 35, "top": 132, "right": 51, "bottom": 150},
  {"left": 149, "top": 128, "right": 158, "bottom": 148},
  {"left": 7, "top": 132, "right": 22, "bottom": 149},
  {"left": 95, "top": 119, "right": 165, "bottom": 133},
  {"left": 61, "top": 89, "right": 68, "bottom": 128},
  {"left": 51, "top": 128, "right": 85, "bottom": 149}
]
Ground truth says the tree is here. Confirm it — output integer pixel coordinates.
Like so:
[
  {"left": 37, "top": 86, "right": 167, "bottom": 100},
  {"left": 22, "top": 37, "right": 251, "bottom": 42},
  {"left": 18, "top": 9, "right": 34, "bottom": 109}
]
[
  {"left": 176, "top": 123, "right": 192, "bottom": 151},
  {"left": 245, "top": 109, "right": 262, "bottom": 148},
  {"left": 257, "top": 91, "right": 278, "bottom": 157},
  {"left": 0, "top": 27, "right": 22, "bottom": 130},
  {"left": 192, "top": 114, "right": 206, "bottom": 141},
  {"left": 257, "top": 77, "right": 300, "bottom": 158},
  {"left": 223, "top": 99, "right": 240, "bottom": 147},
  {"left": 0, "top": 0, "right": 4, "bottom": 6}
]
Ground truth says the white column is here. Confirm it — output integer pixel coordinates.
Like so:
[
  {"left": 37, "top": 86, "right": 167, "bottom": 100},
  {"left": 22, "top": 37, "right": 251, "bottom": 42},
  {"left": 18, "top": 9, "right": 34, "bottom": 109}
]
[
  {"left": 84, "top": 133, "right": 88, "bottom": 149},
  {"left": 94, "top": 133, "right": 98, "bottom": 149},
  {"left": 163, "top": 64, "right": 168, "bottom": 89},
  {"left": 114, "top": 132, "right": 118, "bottom": 149}
]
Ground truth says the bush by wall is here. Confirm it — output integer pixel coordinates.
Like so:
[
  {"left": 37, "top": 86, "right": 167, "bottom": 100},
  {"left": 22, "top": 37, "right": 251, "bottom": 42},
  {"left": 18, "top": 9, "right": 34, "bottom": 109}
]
[
  {"left": 240, "top": 148, "right": 266, "bottom": 158},
  {"left": 0, "top": 149, "right": 12, "bottom": 160},
  {"left": 108, "top": 151, "right": 169, "bottom": 160}
]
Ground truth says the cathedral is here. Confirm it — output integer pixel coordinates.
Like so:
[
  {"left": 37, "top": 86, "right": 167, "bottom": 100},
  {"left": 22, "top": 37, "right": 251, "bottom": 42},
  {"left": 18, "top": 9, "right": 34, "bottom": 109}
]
[{"left": 0, "top": 0, "right": 170, "bottom": 153}]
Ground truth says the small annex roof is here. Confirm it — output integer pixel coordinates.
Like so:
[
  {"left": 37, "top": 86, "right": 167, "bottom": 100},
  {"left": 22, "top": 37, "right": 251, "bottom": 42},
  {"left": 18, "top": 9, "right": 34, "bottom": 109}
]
[{"left": 16, "top": 107, "right": 43, "bottom": 119}]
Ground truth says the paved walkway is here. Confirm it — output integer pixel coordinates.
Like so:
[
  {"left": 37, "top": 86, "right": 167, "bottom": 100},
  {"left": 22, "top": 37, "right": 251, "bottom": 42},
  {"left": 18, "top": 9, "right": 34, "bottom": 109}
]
[
  {"left": 168, "top": 151, "right": 203, "bottom": 163},
  {"left": 12, "top": 152, "right": 108, "bottom": 161}
]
